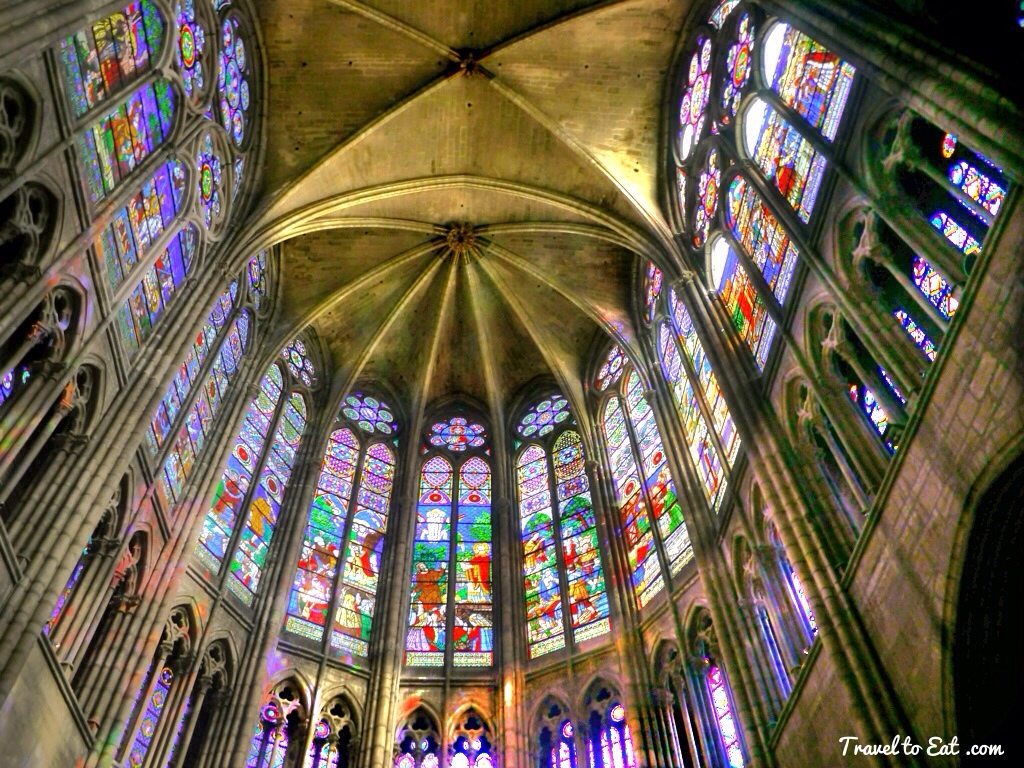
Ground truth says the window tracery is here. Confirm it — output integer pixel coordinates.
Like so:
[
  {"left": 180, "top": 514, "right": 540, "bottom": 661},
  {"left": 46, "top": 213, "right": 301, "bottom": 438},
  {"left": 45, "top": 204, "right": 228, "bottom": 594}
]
[
  {"left": 449, "top": 709, "right": 494, "bottom": 768},
  {"left": 515, "top": 394, "right": 610, "bottom": 658},
  {"left": 285, "top": 394, "right": 397, "bottom": 661},
  {"left": 394, "top": 709, "right": 441, "bottom": 768},
  {"left": 406, "top": 417, "right": 493, "bottom": 667},
  {"left": 248, "top": 682, "right": 305, "bottom": 768},
  {"left": 585, "top": 688, "right": 639, "bottom": 768},
  {"left": 538, "top": 700, "right": 578, "bottom": 768}
]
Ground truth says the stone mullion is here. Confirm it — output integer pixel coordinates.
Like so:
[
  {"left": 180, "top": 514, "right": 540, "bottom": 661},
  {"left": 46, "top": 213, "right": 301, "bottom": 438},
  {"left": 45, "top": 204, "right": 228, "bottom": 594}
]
[
  {"left": 362, "top": 423, "right": 426, "bottom": 767},
  {"left": 491, "top": 422, "right": 525, "bottom": 768},
  {"left": 220, "top": 390, "right": 328, "bottom": 766},
  {"left": 0, "top": 264, "right": 228, "bottom": 695},
  {"left": 0, "top": 386, "right": 76, "bottom": 499},
  {"left": 753, "top": 0, "right": 1024, "bottom": 176},
  {"left": 678, "top": 287, "right": 922, "bottom": 759},
  {"left": 639, "top": 316, "right": 775, "bottom": 767},
  {"left": 755, "top": 549, "right": 810, "bottom": 674},
  {"left": 54, "top": 539, "right": 122, "bottom": 666},
  {"left": 650, "top": 688, "right": 683, "bottom": 767},
  {"left": 0, "top": 353, "right": 67, "bottom": 465},
  {"left": 4, "top": 418, "right": 81, "bottom": 538},
  {"left": 148, "top": 649, "right": 202, "bottom": 768},
  {"left": 735, "top": 598, "right": 788, "bottom": 719},
  {"left": 168, "top": 674, "right": 213, "bottom": 768}
]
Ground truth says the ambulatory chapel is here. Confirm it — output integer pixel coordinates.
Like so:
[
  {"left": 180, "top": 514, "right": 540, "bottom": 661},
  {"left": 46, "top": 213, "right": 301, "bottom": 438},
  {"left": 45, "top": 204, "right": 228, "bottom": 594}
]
[{"left": 0, "top": 0, "right": 1021, "bottom": 766}]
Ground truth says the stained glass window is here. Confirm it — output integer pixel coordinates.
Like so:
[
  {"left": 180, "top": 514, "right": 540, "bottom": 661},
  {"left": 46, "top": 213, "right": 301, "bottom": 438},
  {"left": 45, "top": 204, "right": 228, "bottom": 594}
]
[
  {"left": 676, "top": 167, "right": 687, "bottom": 222},
  {"left": 707, "top": 0, "right": 739, "bottom": 29},
  {"left": 517, "top": 394, "right": 572, "bottom": 439},
  {"left": 743, "top": 98, "right": 827, "bottom": 223},
  {"left": 594, "top": 703, "right": 639, "bottom": 768},
  {"left": 118, "top": 224, "right": 198, "bottom": 359},
  {"left": 153, "top": 308, "right": 250, "bottom": 513},
  {"left": 247, "top": 693, "right": 300, "bottom": 768},
  {"left": 217, "top": 15, "right": 252, "bottom": 147},
  {"left": 175, "top": 0, "right": 206, "bottom": 102},
  {"left": 893, "top": 309, "right": 938, "bottom": 362},
  {"left": 57, "top": 1, "right": 165, "bottom": 117},
  {"left": 784, "top": 564, "right": 817, "bottom": 635},
  {"left": 406, "top": 455, "right": 452, "bottom": 666},
  {"left": 551, "top": 720, "right": 578, "bottom": 768},
  {"left": 333, "top": 441, "right": 395, "bottom": 657},
  {"left": 94, "top": 159, "right": 188, "bottom": 293},
  {"left": 428, "top": 417, "right": 486, "bottom": 452},
  {"left": 847, "top": 383, "right": 895, "bottom": 453},
  {"left": 76, "top": 79, "right": 176, "bottom": 204},
  {"left": 228, "top": 392, "right": 308, "bottom": 605},
  {"left": 678, "top": 37, "right": 713, "bottom": 161},
  {"left": 196, "top": 132, "right": 224, "bottom": 229},
  {"left": 624, "top": 371, "right": 692, "bottom": 574},
  {"left": 720, "top": 12, "right": 754, "bottom": 124},
  {"left": 342, "top": 392, "right": 399, "bottom": 435},
  {"left": 709, "top": 235, "right": 776, "bottom": 370},
  {"left": 406, "top": 449, "right": 494, "bottom": 667},
  {"left": 658, "top": 324, "right": 727, "bottom": 512},
  {"left": 644, "top": 262, "right": 663, "bottom": 324},
  {"left": 706, "top": 664, "right": 745, "bottom": 768},
  {"left": 692, "top": 147, "right": 721, "bottom": 248},
  {"left": 725, "top": 176, "right": 800, "bottom": 306},
  {"left": 761, "top": 23, "right": 855, "bottom": 142},
  {"left": 195, "top": 364, "right": 283, "bottom": 574},
  {"left": 248, "top": 251, "right": 270, "bottom": 310},
  {"left": 517, "top": 419, "right": 611, "bottom": 659},
  {"left": 596, "top": 345, "right": 626, "bottom": 392},
  {"left": 282, "top": 338, "right": 316, "bottom": 387},
  {"left": 126, "top": 667, "right": 174, "bottom": 768},
  {"left": 948, "top": 159, "right": 1005, "bottom": 217},
  {"left": 1, "top": 367, "right": 30, "bottom": 411},
  {"left": 911, "top": 256, "right": 959, "bottom": 320},
  {"left": 929, "top": 211, "right": 981, "bottom": 257},
  {"left": 602, "top": 393, "right": 665, "bottom": 609}
]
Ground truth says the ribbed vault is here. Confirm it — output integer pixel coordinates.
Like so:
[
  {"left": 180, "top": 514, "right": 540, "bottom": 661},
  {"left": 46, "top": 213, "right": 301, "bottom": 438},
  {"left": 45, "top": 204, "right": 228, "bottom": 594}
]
[{"left": 242, "top": 0, "right": 697, "bottom": 419}]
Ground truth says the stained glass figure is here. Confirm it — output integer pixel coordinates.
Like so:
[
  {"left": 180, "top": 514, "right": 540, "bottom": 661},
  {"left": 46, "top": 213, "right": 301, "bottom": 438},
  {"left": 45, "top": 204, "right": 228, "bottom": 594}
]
[
  {"left": 76, "top": 79, "right": 176, "bottom": 204},
  {"left": 623, "top": 371, "right": 692, "bottom": 575},
  {"left": 228, "top": 392, "right": 308, "bottom": 604},
  {"left": 692, "top": 147, "right": 721, "bottom": 248},
  {"left": 406, "top": 456, "right": 453, "bottom": 666},
  {"left": 726, "top": 175, "right": 800, "bottom": 307},
  {"left": 175, "top": 0, "right": 206, "bottom": 102},
  {"left": 706, "top": 664, "right": 745, "bottom": 768},
  {"left": 154, "top": 308, "right": 249, "bottom": 511},
  {"left": 453, "top": 457, "right": 493, "bottom": 666},
  {"left": 282, "top": 338, "right": 316, "bottom": 387},
  {"left": 333, "top": 441, "right": 396, "bottom": 656},
  {"left": 743, "top": 98, "right": 827, "bottom": 223},
  {"left": 517, "top": 394, "right": 572, "bottom": 439},
  {"left": 94, "top": 159, "right": 188, "bottom": 293},
  {"left": 126, "top": 667, "right": 174, "bottom": 768},
  {"left": 342, "top": 392, "right": 398, "bottom": 435},
  {"left": 217, "top": 15, "right": 251, "bottom": 146},
  {"left": 118, "top": 224, "right": 198, "bottom": 359},
  {"left": 761, "top": 22, "right": 855, "bottom": 141},
  {"left": 428, "top": 417, "right": 486, "bottom": 452},
  {"left": 678, "top": 36, "right": 713, "bottom": 161},
  {"left": 720, "top": 13, "right": 754, "bottom": 124},
  {"left": 285, "top": 427, "right": 358, "bottom": 644},
  {"left": 893, "top": 309, "right": 938, "bottom": 362},
  {"left": 195, "top": 364, "right": 283, "bottom": 573},
  {"left": 602, "top": 393, "right": 665, "bottom": 608},
  {"left": 911, "top": 256, "right": 959, "bottom": 320},
  {"left": 57, "top": 1, "right": 165, "bottom": 117},
  {"left": 709, "top": 235, "right": 776, "bottom": 369},
  {"left": 596, "top": 345, "right": 626, "bottom": 392},
  {"left": 644, "top": 262, "right": 664, "bottom": 324},
  {"left": 196, "top": 132, "right": 224, "bottom": 229}
]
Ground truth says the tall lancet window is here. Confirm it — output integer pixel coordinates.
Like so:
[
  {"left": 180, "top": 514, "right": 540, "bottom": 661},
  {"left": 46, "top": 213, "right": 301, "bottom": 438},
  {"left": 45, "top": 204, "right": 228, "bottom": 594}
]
[
  {"left": 196, "top": 338, "right": 314, "bottom": 606},
  {"left": 597, "top": 346, "right": 693, "bottom": 609},
  {"left": 406, "top": 415, "right": 493, "bottom": 667},
  {"left": 285, "top": 392, "right": 398, "bottom": 662},
  {"left": 515, "top": 393, "right": 611, "bottom": 659}
]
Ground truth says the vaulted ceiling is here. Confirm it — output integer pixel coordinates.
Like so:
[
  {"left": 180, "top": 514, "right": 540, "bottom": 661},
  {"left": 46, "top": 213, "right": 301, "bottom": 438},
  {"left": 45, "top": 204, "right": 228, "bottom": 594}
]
[{"left": 239, "top": 0, "right": 696, "bottom": 422}]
